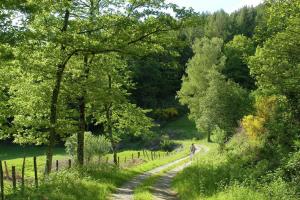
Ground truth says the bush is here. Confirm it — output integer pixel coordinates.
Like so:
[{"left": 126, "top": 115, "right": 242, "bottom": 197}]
[
  {"left": 284, "top": 150, "right": 300, "bottom": 186},
  {"left": 152, "top": 107, "right": 179, "bottom": 121},
  {"left": 260, "top": 177, "right": 298, "bottom": 200},
  {"left": 211, "top": 126, "right": 226, "bottom": 151},
  {"left": 65, "top": 132, "right": 111, "bottom": 163},
  {"left": 159, "top": 134, "right": 177, "bottom": 151}
]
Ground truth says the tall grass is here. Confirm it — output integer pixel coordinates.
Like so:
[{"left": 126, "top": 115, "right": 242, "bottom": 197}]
[
  {"left": 5, "top": 141, "right": 192, "bottom": 200},
  {"left": 172, "top": 141, "right": 299, "bottom": 200}
]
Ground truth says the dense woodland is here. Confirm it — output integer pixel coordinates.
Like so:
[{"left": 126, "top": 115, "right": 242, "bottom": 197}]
[{"left": 0, "top": 0, "right": 299, "bottom": 199}]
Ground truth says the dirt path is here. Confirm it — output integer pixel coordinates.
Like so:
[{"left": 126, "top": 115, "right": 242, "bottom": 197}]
[
  {"left": 151, "top": 145, "right": 209, "bottom": 200},
  {"left": 111, "top": 145, "right": 208, "bottom": 200}
]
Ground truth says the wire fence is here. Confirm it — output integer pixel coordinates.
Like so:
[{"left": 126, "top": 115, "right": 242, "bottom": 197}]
[{"left": 0, "top": 150, "right": 173, "bottom": 199}]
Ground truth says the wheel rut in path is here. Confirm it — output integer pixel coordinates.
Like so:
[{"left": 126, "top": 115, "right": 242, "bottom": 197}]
[
  {"left": 111, "top": 145, "right": 208, "bottom": 200},
  {"left": 151, "top": 145, "right": 209, "bottom": 200}
]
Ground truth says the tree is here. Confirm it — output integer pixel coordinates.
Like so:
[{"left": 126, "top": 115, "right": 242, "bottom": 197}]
[
  {"left": 249, "top": 17, "right": 300, "bottom": 118},
  {"left": 2, "top": 0, "right": 179, "bottom": 173},
  {"left": 65, "top": 132, "right": 111, "bottom": 163},
  {"left": 231, "top": 6, "right": 258, "bottom": 37},
  {"left": 87, "top": 54, "right": 153, "bottom": 165},
  {"left": 205, "top": 10, "right": 231, "bottom": 41},
  {"left": 223, "top": 35, "right": 255, "bottom": 89},
  {"left": 254, "top": 0, "right": 300, "bottom": 45},
  {"left": 178, "top": 37, "right": 249, "bottom": 142},
  {"left": 246, "top": 0, "right": 300, "bottom": 164}
]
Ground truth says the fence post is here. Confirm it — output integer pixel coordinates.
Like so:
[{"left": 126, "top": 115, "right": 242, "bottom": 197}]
[
  {"left": 21, "top": 157, "right": 26, "bottom": 193},
  {"left": 12, "top": 166, "right": 16, "bottom": 191},
  {"left": 56, "top": 160, "right": 59, "bottom": 171},
  {"left": 131, "top": 153, "right": 134, "bottom": 160},
  {"left": 33, "top": 157, "right": 38, "bottom": 188},
  {"left": 117, "top": 157, "right": 120, "bottom": 166},
  {"left": 4, "top": 162, "right": 8, "bottom": 178},
  {"left": 138, "top": 152, "right": 140, "bottom": 159},
  {"left": 68, "top": 159, "right": 71, "bottom": 169},
  {"left": 0, "top": 160, "right": 4, "bottom": 200}
]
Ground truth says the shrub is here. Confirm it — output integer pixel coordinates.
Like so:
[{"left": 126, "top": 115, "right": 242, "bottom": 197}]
[
  {"left": 65, "top": 132, "right": 111, "bottom": 163},
  {"left": 242, "top": 115, "right": 265, "bottom": 140},
  {"left": 211, "top": 126, "right": 226, "bottom": 151},
  {"left": 159, "top": 134, "right": 177, "bottom": 151},
  {"left": 261, "top": 177, "right": 298, "bottom": 200},
  {"left": 284, "top": 150, "right": 300, "bottom": 185},
  {"left": 152, "top": 107, "right": 179, "bottom": 121}
]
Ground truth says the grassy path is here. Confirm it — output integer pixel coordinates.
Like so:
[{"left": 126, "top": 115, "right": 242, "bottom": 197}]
[
  {"left": 111, "top": 145, "right": 208, "bottom": 200},
  {"left": 151, "top": 145, "right": 209, "bottom": 200}
]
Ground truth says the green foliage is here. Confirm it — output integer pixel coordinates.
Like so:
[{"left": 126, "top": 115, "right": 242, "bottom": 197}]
[
  {"left": 65, "top": 132, "right": 111, "bottom": 163},
  {"left": 211, "top": 126, "right": 226, "bottom": 151},
  {"left": 283, "top": 151, "right": 300, "bottom": 187},
  {"left": 250, "top": 18, "right": 300, "bottom": 115},
  {"left": 178, "top": 37, "right": 249, "bottom": 140},
  {"left": 152, "top": 107, "right": 179, "bottom": 121},
  {"left": 159, "top": 134, "right": 177, "bottom": 152},
  {"left": 204, "top": 10, "right": 231, "bottom": 41},
  {"left": 254, "top": 0, "right": 300, "bottom": 43},
  {"left": 248, "top": 0, "right": 300, "bottom": 168},
  {"left": 223, "top": 35, "right": 255, "bottom": 89},
  {"left": 173, "top": 141, "right": 299, "bottom": 200},
  {"left": 9, "top": 165, "right": 123, "bottom": 200},
  {"left": 7, "top": 140, "right": 193, "bottom": 199},
  {"left": 230, "top": 6, "right": 258, "bottom": 38}
]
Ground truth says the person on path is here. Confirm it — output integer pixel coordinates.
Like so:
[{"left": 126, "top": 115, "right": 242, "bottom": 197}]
[{"left": 190, "top": 143, "right": 196, "bottom": 161}]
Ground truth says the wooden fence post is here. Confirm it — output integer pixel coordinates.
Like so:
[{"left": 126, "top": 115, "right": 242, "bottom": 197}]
[
  {"left": 138, "top": 152, "right": 140, "bottom": 159},
  {"left": 12, "top": 166, "right": 16, "bottom": 191},
  {"left": 56, "top": 160, "right": 59, "bottom": 171},
  {"left": 131, "top": 153, "right": 134, "bottom": 160},
  {"left": 68, "top": 159, "right": 71, "bottom": 169},
  {"left": 33, "top": 157, "right": 38, "bottom": 188},
  {"left": 4, "top": 162, "right": 8, "bottom": 178},
  {"left": 0, "top": 160, "right": 4, "bottom": 200},
  {"left": 151, "top": 151, "right": 153, "bottom": 160},
  {"left": 21, "top": 157, "right": 26, "bottom": 193}
]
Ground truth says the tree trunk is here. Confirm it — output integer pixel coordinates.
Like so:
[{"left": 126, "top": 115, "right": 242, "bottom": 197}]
[
  {"left": 106, "top": 75, "right": 118, "bottom": 165},
  {"left": 207, "top": 132, "right": 212, "bottom": 142},
  {"left": 77, "top": 55, "right": 89, "bottom": 166},
  {"left": 45, "top": 9, "right": 70, "bottom": 174},
  {"left": 77, "top": 95, "right": 85, "bottom": 165},
  {"left": 112, "top": 143, "right": 118, "bottom": 165},
  {"left": 46, "top": 64, "right": 65, "bottom": 174},
  {"left": 106, "top": 105, "right": 117, "bottom": 165}
]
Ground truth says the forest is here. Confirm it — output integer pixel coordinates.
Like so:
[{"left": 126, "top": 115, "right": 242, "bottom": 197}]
[{"left": 0, "top": 0, "right": 299, "bottom": 199}]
